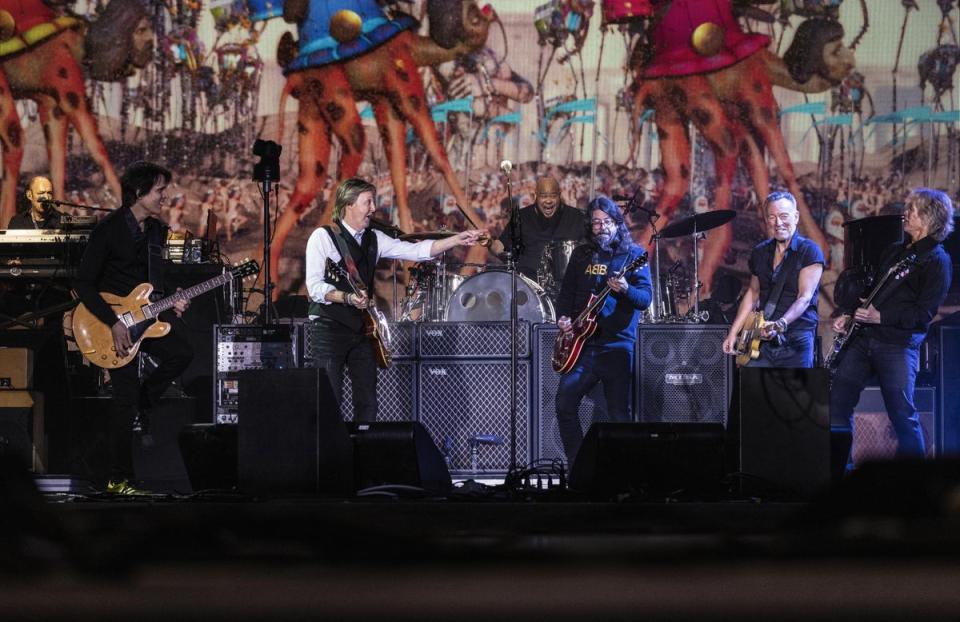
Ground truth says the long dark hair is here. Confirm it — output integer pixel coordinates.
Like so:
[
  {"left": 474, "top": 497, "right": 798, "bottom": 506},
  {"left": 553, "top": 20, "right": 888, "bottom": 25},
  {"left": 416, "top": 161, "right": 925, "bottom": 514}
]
[{"left": 585, "top": 195, "right": 632, "bottom": 250}]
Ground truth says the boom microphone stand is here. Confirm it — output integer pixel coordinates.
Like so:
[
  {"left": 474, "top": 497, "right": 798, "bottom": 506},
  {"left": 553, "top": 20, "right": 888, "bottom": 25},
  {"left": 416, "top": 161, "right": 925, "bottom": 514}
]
[{"left": 501, "top": 159, "right": 522, "bottom": 477}]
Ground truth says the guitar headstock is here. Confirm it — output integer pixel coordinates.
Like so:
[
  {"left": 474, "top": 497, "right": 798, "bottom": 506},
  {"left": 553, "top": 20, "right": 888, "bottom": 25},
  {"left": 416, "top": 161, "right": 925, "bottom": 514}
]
[
  {"left": 325, "top": 257, "right": 348, "bottom": 282},
  {"left": 891, "top": 253, "right": 917, "bottom": 280},
  {"left": 231, "top": 258, "right": 260, "bottom": 281},
  {"left": 621, "top": 252, "right": 649, "bottom": 275}
]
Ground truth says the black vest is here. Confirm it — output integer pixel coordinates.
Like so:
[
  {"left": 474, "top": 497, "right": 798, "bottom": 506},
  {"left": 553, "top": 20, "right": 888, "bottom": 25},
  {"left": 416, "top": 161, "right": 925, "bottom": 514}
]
[{"left": 309, "top": 224, "right": 378, "bottom": 331}]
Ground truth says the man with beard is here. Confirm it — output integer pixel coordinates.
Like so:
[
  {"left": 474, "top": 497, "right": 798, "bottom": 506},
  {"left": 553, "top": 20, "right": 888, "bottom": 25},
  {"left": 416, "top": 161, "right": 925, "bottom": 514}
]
[
  {"left": 722, "top": 191, "right": 825, "bottom": 368},
  {"left": 553, "top": 195, "right": 652, "bottom": 464},
  {"left": 8, "top": 176, "right": 61, "bottom": 229},
  {"left": 497, "top": 175, "right": 584, "bottom": 282}
]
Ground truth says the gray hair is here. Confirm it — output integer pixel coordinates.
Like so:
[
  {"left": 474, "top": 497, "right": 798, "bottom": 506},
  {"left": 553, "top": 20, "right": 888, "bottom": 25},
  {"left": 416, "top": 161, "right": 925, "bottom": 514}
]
[
  {"left": 908, "top": 187, "right": 955, "bottom": 242},
  {"left": 764, "top": 190, "right": 797, "bottom": 212}
]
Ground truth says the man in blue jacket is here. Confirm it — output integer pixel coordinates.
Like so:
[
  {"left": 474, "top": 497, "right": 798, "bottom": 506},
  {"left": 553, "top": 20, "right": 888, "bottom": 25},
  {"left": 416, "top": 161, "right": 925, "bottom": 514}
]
[{"left": 554, "top": 195, "right": 652, "bottom": 464}]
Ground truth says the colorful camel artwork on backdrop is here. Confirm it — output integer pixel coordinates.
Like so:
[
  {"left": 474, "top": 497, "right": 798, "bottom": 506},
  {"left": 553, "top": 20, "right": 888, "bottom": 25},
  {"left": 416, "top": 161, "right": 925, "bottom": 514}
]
[{"left": 0, "top": 0, "right": 956, "bottom": 317}]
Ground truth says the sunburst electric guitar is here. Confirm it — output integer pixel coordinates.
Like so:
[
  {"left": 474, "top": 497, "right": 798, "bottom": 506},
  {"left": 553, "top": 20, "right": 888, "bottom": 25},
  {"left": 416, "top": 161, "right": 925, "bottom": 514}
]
[
  {"left": 72, "top": 259, "right": 259, "bottom": 369},
  {"left": 552, "top": 253, "right": 648, "bottom": 374},
  {"left": 325, "top": 258, "right": 392, "bottom": 369},
  {"left": 734, "top": 310, "right": 769, "bottom": 367}
]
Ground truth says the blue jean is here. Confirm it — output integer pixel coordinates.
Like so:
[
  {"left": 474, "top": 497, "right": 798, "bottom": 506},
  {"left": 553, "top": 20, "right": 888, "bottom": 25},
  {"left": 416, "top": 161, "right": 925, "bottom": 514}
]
[
  {"left": 830, "top": 334, "right": 925, "bottom": 458},
  {"left": 555, "top": 343, "right": 633, "bottom": 463},
  {"left": 748, "top": 329, "right": 815, "bottom": 369}
]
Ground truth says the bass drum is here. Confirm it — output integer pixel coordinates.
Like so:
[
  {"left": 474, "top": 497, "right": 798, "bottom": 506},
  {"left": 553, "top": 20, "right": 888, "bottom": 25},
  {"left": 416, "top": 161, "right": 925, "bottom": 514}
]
[{"left": 445, "top": 269, "right": 556, "bottom": 323}]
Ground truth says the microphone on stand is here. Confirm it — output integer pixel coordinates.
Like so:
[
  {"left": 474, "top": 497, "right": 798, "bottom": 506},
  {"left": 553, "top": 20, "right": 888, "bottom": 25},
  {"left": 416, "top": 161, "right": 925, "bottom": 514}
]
[{"left": 500, "top": 159, "right": 513, "bottom": 175}]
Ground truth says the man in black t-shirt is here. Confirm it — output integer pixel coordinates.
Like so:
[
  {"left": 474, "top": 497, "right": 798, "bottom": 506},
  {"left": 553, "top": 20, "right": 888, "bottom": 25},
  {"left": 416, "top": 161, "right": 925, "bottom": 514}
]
[
  {"left": 497, "top": 175, "right": 583, "bottom": 283},
  {"left": 722, "top": 191, "right": 825, "bottom": 368},
  {"left": 7, "top": 176, "right": 62, "bottom": 230}
]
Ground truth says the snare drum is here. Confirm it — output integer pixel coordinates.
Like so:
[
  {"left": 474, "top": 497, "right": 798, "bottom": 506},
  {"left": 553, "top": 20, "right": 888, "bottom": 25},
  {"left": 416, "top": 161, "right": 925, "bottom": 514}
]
[
  {"left": 537, "top": 240, "right": 578, "bottom": 301},
  {"left": 445, "top": 268, "right": 556, "bottom": 323}
]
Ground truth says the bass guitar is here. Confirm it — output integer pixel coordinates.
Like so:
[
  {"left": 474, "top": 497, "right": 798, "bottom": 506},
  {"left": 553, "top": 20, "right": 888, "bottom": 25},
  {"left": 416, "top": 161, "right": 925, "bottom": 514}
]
[
  {"left": 823, "top": 254, "right": 916, "bottom": 370},
  {"left": 325, "top": 258, "right": 392, "bottom": 369},
  {"left": 733, "top": 310, "right": 769, "bottom": 367},
  {"left": 552, "top": 253, "right": 648, "bottom": 374},
  {"left": 72, "top": 259, "right": 259, "bottom": 369}
]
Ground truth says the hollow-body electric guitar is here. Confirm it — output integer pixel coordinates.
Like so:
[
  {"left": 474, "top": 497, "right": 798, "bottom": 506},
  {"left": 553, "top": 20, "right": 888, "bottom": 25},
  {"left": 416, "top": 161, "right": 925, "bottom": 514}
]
[
  {"left": 823, "top": 254, "right": 916, "bottom": 371},
  {"left": 72, "top": 260, "right": 259, "bottom": 369},
  {"left": 552, "top": 253, "right": 648, "bottom": 374},
  {"left": 325, "top": 258, "right": 392, "bottom": 369}
]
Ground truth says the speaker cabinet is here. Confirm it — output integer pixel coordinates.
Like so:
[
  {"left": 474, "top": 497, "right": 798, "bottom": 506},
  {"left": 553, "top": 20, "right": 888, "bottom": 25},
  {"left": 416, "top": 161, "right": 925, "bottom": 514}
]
[
  {"left": 336, "top": 360, "right": 417, "bottom": 422},
  {"left": 418, "top": 321, "right": 530, "bottom": 358},
  {"left": 569, "top": 422, "right": 725, "bottom": 499},
  {"left": 851, "top": 386, "right": 937, "bottom": 465},
  {"left": 532, "top": 324, "right": 608, "bottom": 465},
  {"left": 0, "top": 391, "right": 44, "bottom": 472},
  {"left": 348, "top": 421, "right": 452, "bottom": 493},
  {"left": 941, "top": 326, "right": 960, "bottom": 455},
  {"left": 237, "top": 369, "right": 353, "bottom": 495},
  {"left": 739, "top": 368, "right": 832, "bottom": 498},
  {"left": 637, "top": 325, "right": 732, "bottom": 426},
  {"left": 417, "top": 360, "right": 530, "bottom": 476}
]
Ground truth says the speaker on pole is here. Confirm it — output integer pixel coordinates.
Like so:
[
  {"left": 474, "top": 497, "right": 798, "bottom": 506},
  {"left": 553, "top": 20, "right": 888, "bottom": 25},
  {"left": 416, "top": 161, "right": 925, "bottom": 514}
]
[
  {"left": 237, "top": 368, "right": 353, "bottom": 495},
  {"left": 569, "top": 422, "right": 725, "bottom": 499}
]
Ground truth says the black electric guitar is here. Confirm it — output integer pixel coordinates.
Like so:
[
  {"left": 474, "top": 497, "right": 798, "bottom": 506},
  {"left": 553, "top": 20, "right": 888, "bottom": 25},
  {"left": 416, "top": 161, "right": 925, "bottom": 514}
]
[
  {"left": 325, "top": 258, "right": 392, "bottom": 369},
  {"left": 823, "top": 254, "right": 917, "bottom": 370}
]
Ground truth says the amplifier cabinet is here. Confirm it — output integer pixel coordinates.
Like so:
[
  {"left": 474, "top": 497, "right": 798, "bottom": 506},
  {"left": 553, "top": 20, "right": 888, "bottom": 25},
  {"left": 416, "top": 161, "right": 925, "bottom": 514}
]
[
  {"left": 214, "top": 324, "right": 299, "bottom": 424},
  {"left": 851, "top": 386, "right": 937, "bottom": 465},
  {"left": 636, "top": 325, "right": 732, "bottom": 426},
  {"left": 303, "top": 320, "right": 417, "bottom": 361},
  {"left": 532, "top": 324, "right": 608, "bottom": 466},
  {"left": 303, "top": 359, "right": 417, "bottom": 422},
  {"left": 417, "top": 359, "right": 530, "bottom": 476},
  {"left": 941, "top": 326, "right": 960, "bottom": 455},
  {"left": 418, "top": 321, "right": 530, "bottom": 359}
]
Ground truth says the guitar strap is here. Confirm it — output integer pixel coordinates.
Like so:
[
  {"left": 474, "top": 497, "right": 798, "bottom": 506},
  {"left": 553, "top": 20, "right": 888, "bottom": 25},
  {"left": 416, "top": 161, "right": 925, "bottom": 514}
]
[
  {"left": 325, "top": 222, "right": 366, "bottom": 289},
  {"left": 762, "top": 247, "right": 799, "bottom": 320}
]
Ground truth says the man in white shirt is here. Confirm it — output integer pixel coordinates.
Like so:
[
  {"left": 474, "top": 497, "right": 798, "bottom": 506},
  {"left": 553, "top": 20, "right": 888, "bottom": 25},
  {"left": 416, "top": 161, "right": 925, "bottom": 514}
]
[{"left": 305, "top": 177, "right": 486, "bottom": 421}]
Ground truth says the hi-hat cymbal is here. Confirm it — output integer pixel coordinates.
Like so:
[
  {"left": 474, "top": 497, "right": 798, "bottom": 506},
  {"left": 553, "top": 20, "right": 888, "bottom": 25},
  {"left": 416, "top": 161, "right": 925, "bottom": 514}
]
[
  {"left": 399, "top": 230, "right": 457, "bottom": 241},
  {"left": 658, "top": 210, "right": 737, "bottom": 239}
]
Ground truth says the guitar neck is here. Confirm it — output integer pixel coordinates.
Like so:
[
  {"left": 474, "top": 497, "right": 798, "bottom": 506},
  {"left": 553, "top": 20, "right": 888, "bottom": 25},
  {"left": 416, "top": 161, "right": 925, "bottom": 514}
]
[{"left": 146, "top": 272, "right": 232, "bottom": 316}]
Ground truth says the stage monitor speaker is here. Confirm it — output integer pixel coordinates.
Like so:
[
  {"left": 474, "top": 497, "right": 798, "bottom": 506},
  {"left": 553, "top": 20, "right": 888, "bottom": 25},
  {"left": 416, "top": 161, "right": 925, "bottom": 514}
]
[
  {"left": 739, "top": 368, "right": 831, "bottom": 499},
  {"left": 348, "top": 422, "right": 452, "bottom": 494},
  {"left": 532, "top": 324, "right": 608, "bottom": 466},
  {"left": 941, "top": 326, "right": 960, "bottom": 455},
  {"left": 848, "top": 386, "right": 937, "bottom": 465},
  {"left": 237, "top": 369, "right": 353, "bottom": 495},
  {"left": 637, "top": 325, "right": 732, "bottom": 426},
  {"left": 178, "top": 424, "right": 237, "bottom": 491},
  {"left": 570, "top": 422, "right": 725, "bottom": 499},
  {"left": 418, "top": 359, "right": 530, "bottom": 476}
]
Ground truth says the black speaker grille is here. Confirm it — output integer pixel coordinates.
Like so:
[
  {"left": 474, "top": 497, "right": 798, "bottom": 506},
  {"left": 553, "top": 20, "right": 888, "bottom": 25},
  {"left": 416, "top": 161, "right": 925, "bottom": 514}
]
[
  {"left": 637, "top": 325, "right": 732, "bottom": 425},
  {"left": 339, "top": 361, "right": 416, "bottom": 422},
  {"left": 852, "top": 386, "right": 936, "bottom": 464},
  {"left": 418, "top": 322, "right": 530, "bottom": 359},
  {"left": 302, "top": 320, "right": 417, "bottom": 360},
  {"left": 533, "top": 324, "right": 608, "bottom": 465},
  {"left": 417, "top": 360, "right": 530, "bottom": 475}
]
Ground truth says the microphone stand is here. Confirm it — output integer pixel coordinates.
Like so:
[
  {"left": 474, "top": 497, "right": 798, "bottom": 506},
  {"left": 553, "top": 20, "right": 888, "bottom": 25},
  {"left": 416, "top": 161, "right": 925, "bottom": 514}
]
[
  {"left": 253, "top": 140, "right": 281, "bottom": 325},
  {"left": 42, "top": 199, "right": 112, "bottom": 212},
  {"left": 504, "top": 175, "right": 523, "bottom": 479}
]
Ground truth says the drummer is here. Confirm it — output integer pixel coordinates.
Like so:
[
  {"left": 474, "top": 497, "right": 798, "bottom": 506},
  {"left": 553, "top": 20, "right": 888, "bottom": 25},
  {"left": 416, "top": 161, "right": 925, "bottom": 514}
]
[{"left": 496, "top": 175, "right": 584, "bottom": 281}]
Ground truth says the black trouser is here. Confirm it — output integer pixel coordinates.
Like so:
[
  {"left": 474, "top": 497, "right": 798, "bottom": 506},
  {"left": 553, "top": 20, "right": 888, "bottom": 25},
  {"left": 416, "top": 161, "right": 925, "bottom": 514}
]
[
  {"left": 308, "top": 317, "right": 378, "bottom": 421},
  {"left": 107, "top": 316, "right": 193, "bottom": 482}
]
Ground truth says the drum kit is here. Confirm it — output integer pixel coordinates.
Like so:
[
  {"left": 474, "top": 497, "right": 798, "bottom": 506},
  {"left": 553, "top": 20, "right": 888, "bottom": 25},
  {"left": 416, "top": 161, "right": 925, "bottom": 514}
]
[{"left": 391, "top": 208, "right": 736, "bottom": 325}]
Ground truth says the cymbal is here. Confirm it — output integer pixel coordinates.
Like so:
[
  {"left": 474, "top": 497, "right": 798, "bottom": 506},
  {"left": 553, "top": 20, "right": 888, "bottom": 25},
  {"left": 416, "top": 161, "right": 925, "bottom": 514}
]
[
  {"left": 658, "top": 210, "right": 737, "bottom": 239},
  {"left": 399, "top": 230, "right": 457, "bottom": 241}
]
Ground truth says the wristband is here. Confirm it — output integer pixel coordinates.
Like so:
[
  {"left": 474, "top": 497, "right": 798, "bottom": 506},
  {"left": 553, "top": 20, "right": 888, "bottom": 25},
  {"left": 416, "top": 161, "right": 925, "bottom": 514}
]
[
  {"left": 775, "top": 318, "right": 787, "bottom": 334},
  {"left": 345, "top": 293, "right": 352, "bottom": 306}
]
